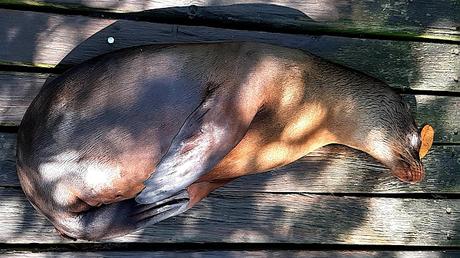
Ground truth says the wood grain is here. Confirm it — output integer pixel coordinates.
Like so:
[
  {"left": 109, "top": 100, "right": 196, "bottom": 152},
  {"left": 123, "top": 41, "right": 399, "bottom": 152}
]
[
  {"left": 1, "top": 131, "right": 458, "bottom": 193},
  {"left": 1, "top": 188, "right": 459, "bottom": 245},
  {"left": 3, "top": 250, "right": 457, "bottom": 257},
  {"left": 0, "top": 9, "right": 459, "bottom": 92},
  {"left": 2, "top": 0, "right": 459, "bottom": 41},
  {"left": 0, "top": 72, "right": 52, "bottom": 126}
]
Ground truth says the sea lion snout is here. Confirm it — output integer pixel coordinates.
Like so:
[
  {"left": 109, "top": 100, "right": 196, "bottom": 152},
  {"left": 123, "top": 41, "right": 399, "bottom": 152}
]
[
  {"left": 390, "top": 156, "right": 424, "bottom": 183},
  {"left": 359, "top": 120, "right": 431, "bottom": 184},
  {"left": 388, "top": 124, "right": 435, "bottom": 183}
]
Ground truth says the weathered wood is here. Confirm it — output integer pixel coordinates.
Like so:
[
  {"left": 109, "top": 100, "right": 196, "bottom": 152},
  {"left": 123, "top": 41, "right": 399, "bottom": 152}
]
[
  {"left": 0, "top": 133, "right": 16, "bottom": 185},
  {"left": 0, "top": 9, "right": 459, "bottom": 92},
  {"left": 0, "top": 188, "right": 458, "bottom": 245},
  {"left": 2, "top": 0, "right": 459, "bottom": 42},
  {"left": 2, "top": 250, "right": 456, "bottom": 257},
  {"left": 0, "top": 72, "right": 52, "bottom": 126},
  {"left": 1, "top": 131, "right": 459, "bottom": 193}
]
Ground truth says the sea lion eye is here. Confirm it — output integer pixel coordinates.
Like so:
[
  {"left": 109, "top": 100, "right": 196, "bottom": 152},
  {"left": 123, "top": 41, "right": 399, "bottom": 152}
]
[{"left": 410, "top": 132, "right": 420, "bottom": 148}]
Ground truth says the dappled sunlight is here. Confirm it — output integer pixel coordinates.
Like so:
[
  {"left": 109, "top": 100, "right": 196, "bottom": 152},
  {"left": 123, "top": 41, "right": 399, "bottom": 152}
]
[
  {"left": 226, "top": 229, "right": 270, "bottom": 242},
  {"left": 6, "top": 27, "right": 20, "bottom": 41},
  {"left": 0, "top": 190, "right": 61, "bottom": 243},
  {"left": 341, "top": 198, "right": 456, "bottom": 245},
  {"left": 365, "top": 130, "right": 392, "bottom": 161},
  {"left": 340, "top": 198, "right": 410, "bottom": 244},
  {"left": 278, "top": 79, "right": 304, "bottom": 108},
  {"left": 33, "top": 17, "right": 114, "bottom": 66},
  {"left": 350, "top": 0, "right": 396, "bottom": 26},
  {"left": 256, "top": 142, "right": 291, "bottom": 169},
  {"left": 396, "top": 252, "right": 442, "bottom": 258},
  {"left": 281, "top": 102, "right": 328, "bottom": 142},
  {"left": 79, "top": 0, "right": 146, "bottom": 11},
  {"left": 307, "top": 155, "right": 353, "bottom": 191},
  {"left": 409, "top": 43, "right": 459, "bottom": 92}
]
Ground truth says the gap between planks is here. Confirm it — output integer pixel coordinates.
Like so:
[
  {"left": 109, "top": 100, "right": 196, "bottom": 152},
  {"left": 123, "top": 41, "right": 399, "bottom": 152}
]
[{"left": 2, "top": 250, "right": 460, "bottom": 257}]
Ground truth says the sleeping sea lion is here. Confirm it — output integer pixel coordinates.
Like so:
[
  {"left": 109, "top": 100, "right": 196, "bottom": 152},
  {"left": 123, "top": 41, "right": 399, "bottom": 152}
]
[{"left": 16, "top": 42, "right": 434, "bottom": 241}]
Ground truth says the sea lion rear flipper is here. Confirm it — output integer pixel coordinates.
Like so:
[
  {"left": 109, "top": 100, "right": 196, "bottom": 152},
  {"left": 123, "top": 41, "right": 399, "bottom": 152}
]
[
  {"left": 136, "top": 88, "right": 260, "bottom": 205},
  {"left": 54, "top": 190, "right": 190, "bottom": 240}
]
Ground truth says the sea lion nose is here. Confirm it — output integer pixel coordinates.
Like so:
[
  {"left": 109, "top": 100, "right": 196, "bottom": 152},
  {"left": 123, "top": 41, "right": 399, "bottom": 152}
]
[{"left": 392, "top": 159, "right": 424, "bottom": 183}]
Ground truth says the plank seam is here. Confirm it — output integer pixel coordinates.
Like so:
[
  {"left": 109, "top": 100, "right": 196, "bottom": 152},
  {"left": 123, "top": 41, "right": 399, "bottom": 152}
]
[
  {"left": 0, "top": 64, "right": 66, "bottom": 74},
  {"left": 3, "top": 186, "right": 460, "bottom": 198},
  {"left": 2, "top": 243, "right": 460, "bottom": 252},
  {"left": 399, "top": 89, "right": 460, "bottom": 97},
  {"left": 210, "top": 192, "right": 460, "bottom": 199}
]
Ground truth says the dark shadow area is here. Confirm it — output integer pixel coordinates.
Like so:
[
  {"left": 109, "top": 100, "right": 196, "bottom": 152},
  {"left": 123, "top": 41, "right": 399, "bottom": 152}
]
[{"left": 0, "top": 0, "right": 457, "bottom": 252}]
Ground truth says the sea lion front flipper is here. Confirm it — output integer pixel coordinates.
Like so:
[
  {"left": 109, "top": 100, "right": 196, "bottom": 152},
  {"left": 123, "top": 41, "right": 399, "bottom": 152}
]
[{"left": 136, "top": 89, "right": 261, "bottom": 205}]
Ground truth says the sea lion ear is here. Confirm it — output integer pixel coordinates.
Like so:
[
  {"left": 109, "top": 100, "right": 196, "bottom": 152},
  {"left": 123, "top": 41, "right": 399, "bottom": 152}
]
[{"left": 419, "top": 124, "right": 434, "bottom": 159}]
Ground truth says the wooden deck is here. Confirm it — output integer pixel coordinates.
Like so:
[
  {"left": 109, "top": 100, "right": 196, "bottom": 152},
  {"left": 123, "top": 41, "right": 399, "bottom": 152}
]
[{"left": 0, "top": 0, "right": 459, "bottom": 256}]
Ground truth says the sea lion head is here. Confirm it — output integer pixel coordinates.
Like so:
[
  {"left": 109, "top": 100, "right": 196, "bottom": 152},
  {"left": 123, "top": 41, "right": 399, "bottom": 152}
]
[
  {"left": 378, "top": 129, "right": 426, "bottom": 183},
  {"left": 384, "top": 123, "right": 434, "bottom": 183},
  {"left": 337, "top": 90, "right": 434, "bottom": 183},
  {"left": 362, "top": 102, "right": 434, "bottom": 183}
]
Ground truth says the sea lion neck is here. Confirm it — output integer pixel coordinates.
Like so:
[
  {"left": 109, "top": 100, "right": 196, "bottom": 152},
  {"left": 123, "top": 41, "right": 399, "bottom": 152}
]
[{"left": 297, "top": 57, "right": 424, "bottom": 182}]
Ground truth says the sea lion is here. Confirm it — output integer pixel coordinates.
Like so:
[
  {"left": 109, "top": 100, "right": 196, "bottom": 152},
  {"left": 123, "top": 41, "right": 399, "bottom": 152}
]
[{"left": 16, "top": 42, "right": 434, "bottom": 241}]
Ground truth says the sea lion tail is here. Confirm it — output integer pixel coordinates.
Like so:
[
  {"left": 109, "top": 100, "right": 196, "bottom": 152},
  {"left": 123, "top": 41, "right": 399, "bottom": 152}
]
[{"left": 53, "top": 190, "right": 189, "bottom": 241}]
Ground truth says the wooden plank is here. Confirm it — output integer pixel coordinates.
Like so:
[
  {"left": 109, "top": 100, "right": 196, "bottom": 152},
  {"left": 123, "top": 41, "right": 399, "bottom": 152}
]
[
  {"left": 0, "top": 133, "right": 16, "bottom": 186},
  {"left": 2, "top": 251, "right": 457, "bottom": 257},
  {"left": 0, "top": 72, "right": 52, "bottom": 126},
  {"left": 0, "top": 9, "right": 459, "bottom": 92},
  {"left": 0, "top": 72, "right": 458, "bottom": 140},
  {"left": 2, "top": 0, "right": 459, "bottom": 42},
  {"left": 0, "top": 188, "right": 459, "bottom": 245},
  {"left": 0, "top": 131, "right": 459, "bottom": 193}
]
